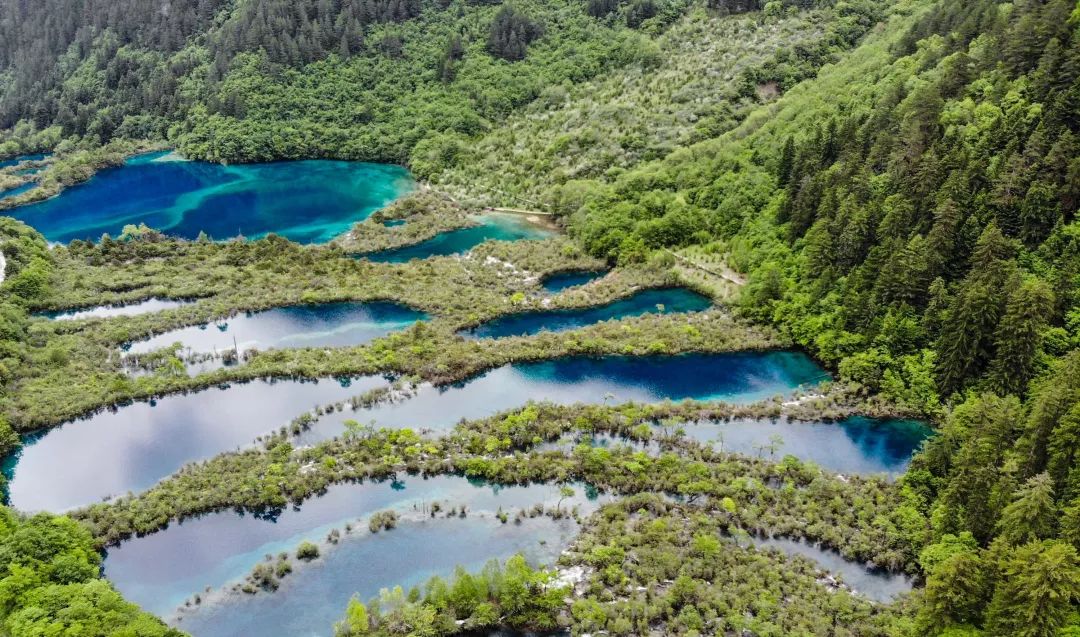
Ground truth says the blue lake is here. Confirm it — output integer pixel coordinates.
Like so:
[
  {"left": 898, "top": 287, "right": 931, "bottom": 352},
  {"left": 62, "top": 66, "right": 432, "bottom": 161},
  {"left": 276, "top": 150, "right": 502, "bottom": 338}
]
[
  {"left": 125, "top": 302, "right": 427, "bottom": 360},
  {"left": 3, "top": 378, "right": 383, "bottom": 512},
  {"left": 670, "top": 417, "right": 932, "bottom": 478},
  {"left": 540, "top": 270, "right": 606, "bottom": 293},
  {"left": 39, "top": 298, "right": 194, "bottom": 321},
  {"left": 5, "top": 151, "right": 413, "bottom": 244},
  {"left": 358, "top": 214, "right": 555, "bottom": 262},
  {"left": 0, "top": 153, "right": 48, "bottom": 169},
  {"left": 548, "top": 416, "right": 931, "bottom": 478},
  {"left": 298, "top": 352, "right": 827, "bottom": 443},
  {"left": 462, "top": 288, "right": 712, "bottom": 339},
  {"left": 104, "top": 477, "right": 607, "bottom": 636},
  {"left": 3, "top": 352, "right": 825, "bottom": 512},
  {"left": 0, "top": 181, "right": 35, "bottom": 200}
]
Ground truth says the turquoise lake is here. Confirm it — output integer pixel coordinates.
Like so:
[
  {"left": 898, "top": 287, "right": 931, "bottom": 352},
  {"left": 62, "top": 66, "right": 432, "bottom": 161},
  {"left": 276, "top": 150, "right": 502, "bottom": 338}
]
[
  {"left": 4, "top": 352, "right": 825, "bottom": 512},
  {"left": 462, "top": 287, "right": 712, "bottom": 339},
  {"left": 125, "top": 302, "right": 427, "bottom": 364},
  {"left": 358, "top": 214, "right": 555, "bottom": 262},
  {"left": 4, "top": 151, "right": 413, "bottom": 243},
  {"left": 0, "top": 181, "right": 35, "bottom": 200},
  {"left": 0, "top": 153, "right": 48, "bottom": 169},
  {"left": 540, "top": 270, "right": 606, "bottom": 293},
  {"left": 104, "top": 477, "right": 607, "bottom": 635}
]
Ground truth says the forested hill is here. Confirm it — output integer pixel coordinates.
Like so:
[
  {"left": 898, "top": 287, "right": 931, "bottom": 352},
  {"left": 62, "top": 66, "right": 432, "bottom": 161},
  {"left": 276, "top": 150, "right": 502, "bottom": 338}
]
[
  {"left": 0, "top": 0, "right": 879, "bottom": 164},
  {"left": 554, "top": 1, "right": 1080, "bottom": 632}
]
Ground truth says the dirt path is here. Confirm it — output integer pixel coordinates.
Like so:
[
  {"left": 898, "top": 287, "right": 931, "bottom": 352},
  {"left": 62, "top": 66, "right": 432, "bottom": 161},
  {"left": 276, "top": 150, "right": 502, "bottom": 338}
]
[{"left": 666, "top": 249, "right": 746, "bottom": 287}]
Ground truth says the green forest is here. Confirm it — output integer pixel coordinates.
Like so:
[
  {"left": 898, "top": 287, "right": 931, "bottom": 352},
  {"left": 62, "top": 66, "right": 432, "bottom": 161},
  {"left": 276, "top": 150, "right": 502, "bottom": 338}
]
[{"left": 2, "top": 0, "right": 1080, "bottom": 634}]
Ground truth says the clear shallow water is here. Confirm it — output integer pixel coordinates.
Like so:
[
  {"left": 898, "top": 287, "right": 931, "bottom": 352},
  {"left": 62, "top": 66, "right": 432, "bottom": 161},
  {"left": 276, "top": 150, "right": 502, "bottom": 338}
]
[
  {"left": 104, "top": 477, "right": 606, "bottom": 636},
  {"left": 540, "top": 270, "right": 606, "bottom": 293},
  {"left": 6, "top": 151, "right": 413, "bottom": 244},
  {"left": 754, "top": 536, "right": 914, "bottom": 602},
  {"left": 3, "top": 352, "right": 824, "bottom": 512},
  {"left": 358, "top": 214, "right": 555, "bottom": 262},
  {"left": 3, "top": 378, "right": 384, "bottom": 512},
  {"left": 38, "top": 298, "right": 194, "bottom": 321},
  {"left": 126, "top": 302, "right": 427, "bottom": 360},
  {"left": 299, "top": 352, "right": 828, "bottom": 443},
  {"left": 462, "top": 288, "right": 712, "bottom": 339}
]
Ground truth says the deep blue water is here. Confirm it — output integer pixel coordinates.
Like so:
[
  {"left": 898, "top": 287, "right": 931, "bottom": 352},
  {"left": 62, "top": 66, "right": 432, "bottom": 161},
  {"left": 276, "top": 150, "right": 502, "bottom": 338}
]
[
  {"left": 546, "top": 415, "right": 931, "bottom": 477},
  {"left": 462, "top": 287, "right": 712, "bottom": 339},
  {"left": 358, "top": 214, "right": 555, "bottom": 262},
  {"left": 126, "top": 302, "right": 427, "bottom": 360},
  {"left": 4, "top": 352, "right": 825, "bottom": 512},
  {"left": 670, "top": 417, "right": 932, "bottom": 478},
  {"left": 39, "top": 298, "right": 194, "bottom": 321},
  {"left": 104, "top": 477, "right": 606, "bottom": 636},
  {"left": 5, "top": 151, "right": 413, "bottom": 243},
  {"left": 0, "top": 153, "right": 48, "bottom": 169},
  {"left": 540, "top": 270, "right": 606, "bottom": 293},
  {"left": 0, "top": 181, "right": 35, "bottom": 200},
  {"left": 754, "top": 536, "right": 913, "bottom": 602}
]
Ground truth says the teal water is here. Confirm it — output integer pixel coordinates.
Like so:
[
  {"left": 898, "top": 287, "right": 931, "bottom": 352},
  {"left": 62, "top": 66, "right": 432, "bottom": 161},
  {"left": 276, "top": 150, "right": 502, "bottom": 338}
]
[
  {"left": 0, "top": 153, "right": 48, "bottom": 169},
  {"left": 4, "top": 352, "right": 825, "bottom": 512},
  {"left": 358, "top": 214, "right": 555, "bottom": 262},
  {"left": 540, "top": 270, "right": 606, "bottom": 293},
  {"left": 126, "top": 302, "right": 427, "bottom": 362},
  {"left": 462, "top": 287, "right": 712, "bottom": 339},
  {"left": 754, "top": 536, "right": 913, "bottom": 601},
  {"left": 39, "top": 298, "right": 194, "bottom": 321},
  {"left": 103, "top": 477, "right": 606, "bottom": 636},
  {"left": 5, "top": 151, "right": 413, "bottom": 243},
  {"left": 0, "top": 181, "right": 35, "bottom": 200}
]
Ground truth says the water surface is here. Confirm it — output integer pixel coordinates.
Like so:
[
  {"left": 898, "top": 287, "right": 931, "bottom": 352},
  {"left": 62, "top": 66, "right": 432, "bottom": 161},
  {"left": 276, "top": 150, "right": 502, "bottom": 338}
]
[
  {"left": 755, "top": 536, "right": 913, "bottom": 602},
  {"left": 546, "top": 415, "right": 930, "bottom": 477},
  {"left": 105, "top": 477, "right": 605, "bottom": 635},
  {"left": 126, "top": 302, "right": 427, "bottom": 360},
  {"left": 541, "top": 270, "right": 606, "bottom": 293},
  {"left": 670, "top": 417, "right": 931, "bottom": 477},
  {"left": 6, "top": 151, "right": 413, "bottom": 243},
  {"left": 359, "top": 214, "right": 554, "bottom": 262},
  {"left": 0, "top": 153, "right": 48, "bottom": 169},
  {"left": 0, "top": 181, "right": 35, "bottom": 200},
  {"left": 4, "top": 352, "right": 825, "bottom": 512},
  {"left": 463, "top": 288, "right": 712, "bottom": 339},
  {"left": 3, "top": 377, "right": 383, "bottom": 512},
  {"left": 39, "top": 298, "right": 193, "bottom": 321},
  {"left": 300, "top": 352, "right": 828, "bottom": 443}
]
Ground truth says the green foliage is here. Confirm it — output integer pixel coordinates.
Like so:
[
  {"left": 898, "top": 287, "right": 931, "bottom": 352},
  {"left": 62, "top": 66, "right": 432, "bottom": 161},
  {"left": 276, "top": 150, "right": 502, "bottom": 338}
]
[
  {"left": 296, "top": 541, "right": 321, "bottom": 561},
  {"left": 0, "top": 506, "right": 180, "bottom": 636},
  {"left": 334, "top": 555, "right": 564, "bottom": 636}
]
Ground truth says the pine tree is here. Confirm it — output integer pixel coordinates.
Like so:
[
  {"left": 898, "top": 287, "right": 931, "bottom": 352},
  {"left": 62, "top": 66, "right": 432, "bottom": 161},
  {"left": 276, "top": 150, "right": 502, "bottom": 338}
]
[
  {"left": 989, "top": 278, "right": 1054, "bottom": 396},
  {"left": 917, "top": 551, "right": 988, "bottom": 633},
  {"left": 985, "top": 541, "right": 1080, "bottom": 637},
  {"left": 996, "top": 473, "right": 1057, "bottom": 546}
]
